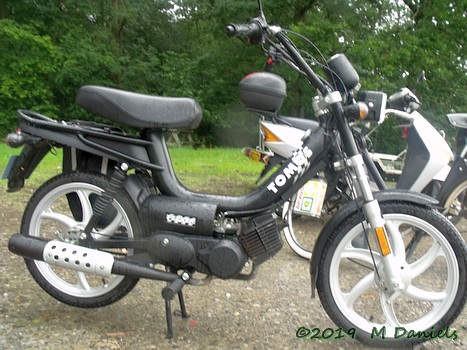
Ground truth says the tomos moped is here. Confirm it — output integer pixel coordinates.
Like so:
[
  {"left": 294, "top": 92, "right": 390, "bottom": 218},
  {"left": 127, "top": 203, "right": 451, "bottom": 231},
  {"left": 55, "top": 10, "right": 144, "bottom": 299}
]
[{"left": 3, "top": 1, "right": 466, "bottom": 347}]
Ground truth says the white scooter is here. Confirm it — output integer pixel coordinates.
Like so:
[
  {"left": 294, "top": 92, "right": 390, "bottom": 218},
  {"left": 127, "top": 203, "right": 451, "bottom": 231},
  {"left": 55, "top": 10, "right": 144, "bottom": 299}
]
[{"left": 244, "top": 87, "right": 454, "bottom": 259}]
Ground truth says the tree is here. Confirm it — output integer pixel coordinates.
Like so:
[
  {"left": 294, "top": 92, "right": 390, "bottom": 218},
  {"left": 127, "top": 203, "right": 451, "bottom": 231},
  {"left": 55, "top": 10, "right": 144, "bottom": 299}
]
[
  {"left": 0, "top": 20, "right": 59, "bottom": 135},
  {"left": 0, "top": 0, "right": 464, "bottom": 150}
]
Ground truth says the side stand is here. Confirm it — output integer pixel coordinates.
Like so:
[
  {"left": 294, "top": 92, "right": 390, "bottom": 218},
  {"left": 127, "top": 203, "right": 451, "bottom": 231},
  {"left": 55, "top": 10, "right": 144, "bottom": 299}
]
[{"left": 162, "top": 277, "right": 189, "bottom": 339}]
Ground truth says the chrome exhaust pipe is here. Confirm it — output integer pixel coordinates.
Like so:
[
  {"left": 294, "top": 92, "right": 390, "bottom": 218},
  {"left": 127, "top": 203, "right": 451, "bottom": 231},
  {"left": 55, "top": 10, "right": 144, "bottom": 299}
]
[{"left": 8, "top": 234, "right": 178, "bottom": 282}]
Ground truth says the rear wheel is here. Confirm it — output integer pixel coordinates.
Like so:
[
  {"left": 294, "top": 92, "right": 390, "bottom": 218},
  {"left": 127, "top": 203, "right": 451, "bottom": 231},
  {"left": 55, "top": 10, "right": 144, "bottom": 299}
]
[
  {"left": 21, "top": 172, "right": 142, "bottom": 308},
  {"left": 316, "top": 202, "right": 467, "bottom": 348},
  {"left": 282, "top": 199, "right": 313, "bottom": 259},
  {"left": 440, "top": 179, "right": 467, "bottom": 241}
]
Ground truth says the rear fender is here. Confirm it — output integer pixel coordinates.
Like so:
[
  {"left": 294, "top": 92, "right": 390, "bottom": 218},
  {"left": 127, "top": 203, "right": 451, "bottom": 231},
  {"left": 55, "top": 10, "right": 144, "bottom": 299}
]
[
  {"left": 5, "top": 140, "right": 118, "bottom": 192},
  {"left": 309, "top": 189, "right": 438, "bottom": 297},
  {"left": 5, "top": 139, "right": 51, "bottom": 192}
]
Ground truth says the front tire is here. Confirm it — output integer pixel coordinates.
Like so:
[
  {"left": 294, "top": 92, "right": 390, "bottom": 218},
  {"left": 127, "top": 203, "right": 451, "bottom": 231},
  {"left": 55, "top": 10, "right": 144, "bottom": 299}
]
[
  {"left": 316, "top": 202, "right": 467, "bottom": 348},
  {"left": 21, "top": 172, "right": 143, "bottom": 308}
]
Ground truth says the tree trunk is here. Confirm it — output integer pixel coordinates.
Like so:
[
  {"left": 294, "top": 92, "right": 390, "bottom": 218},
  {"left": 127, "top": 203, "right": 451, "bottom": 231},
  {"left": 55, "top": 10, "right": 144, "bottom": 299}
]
[
  {"left": 293, "top": 0, "right": 318, "bottom": 24},
  {"left": 0, "top": 0, "right": 8, "bottom": 19}
]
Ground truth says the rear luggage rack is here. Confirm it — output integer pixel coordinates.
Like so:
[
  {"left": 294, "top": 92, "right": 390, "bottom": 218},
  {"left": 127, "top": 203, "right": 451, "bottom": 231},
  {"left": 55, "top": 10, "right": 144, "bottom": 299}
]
[{"left": 15, "top": 110, "right": 163, "bottom": 171}]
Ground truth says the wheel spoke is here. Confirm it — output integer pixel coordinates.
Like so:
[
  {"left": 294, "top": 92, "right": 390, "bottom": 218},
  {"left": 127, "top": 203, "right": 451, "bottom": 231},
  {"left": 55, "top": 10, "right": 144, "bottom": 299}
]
[
  {"left": 342, "top": 243, "right": 381, "bottom": 265},
  {"left": 76, "top": 189, "right": 98, "bottom": 223},
  {"left": 381, "top": 294, "right": 400, "bottom": 327},
  {"left": 92, "top": 211, "right": 124, "bottom": 241},
  {"left": 76, "top": 272, "right": 91, "bottom": 291},
  {"left": 409, "top": 241, "right": 441, "bottom": 278},
  {"left": 344, "top": 271, "right": 375, "bottom": 308},
  {"left": 403, "top": 285, "right": 446, "bottom": 302},
  {"left": 41, "top": 211, "right": 78, "bottom": 228}
]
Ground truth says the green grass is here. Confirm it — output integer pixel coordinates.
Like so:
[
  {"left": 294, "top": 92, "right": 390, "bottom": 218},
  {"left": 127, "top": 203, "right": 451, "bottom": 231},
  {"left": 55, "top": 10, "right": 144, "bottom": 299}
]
[
  {"left": 0, "top": 143, "right": 265, "bottom": 195},
  {"left": 169, "top": 147, "right": 264, "bottom": 194}
]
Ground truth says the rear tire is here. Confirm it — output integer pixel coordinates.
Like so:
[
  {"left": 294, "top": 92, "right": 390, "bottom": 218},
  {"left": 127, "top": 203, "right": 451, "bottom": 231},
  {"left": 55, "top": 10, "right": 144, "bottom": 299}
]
[
  {"left": 440, "top": 179, "right": 467, "bottom": 241},
  {"left": 282, "top": 199, "right": 312, "bottom": 259},
  {"left": 316, "top": 202, "right": 467, "bottom": 348},
  {"left": 21, "top": 172, "right": 142, "bottom": 308}
]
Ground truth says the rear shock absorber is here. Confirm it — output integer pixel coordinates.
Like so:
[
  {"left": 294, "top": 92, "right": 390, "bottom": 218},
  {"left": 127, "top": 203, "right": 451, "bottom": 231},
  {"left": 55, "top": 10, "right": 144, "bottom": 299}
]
[{"left": 81, "top": 163, "right": 129, "bottom": 244}]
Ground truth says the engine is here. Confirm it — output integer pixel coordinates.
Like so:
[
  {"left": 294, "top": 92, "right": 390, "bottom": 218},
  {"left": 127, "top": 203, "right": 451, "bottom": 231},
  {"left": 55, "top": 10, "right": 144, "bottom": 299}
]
[
  {"left": 139, "top": 195, "right": 282, "bottom": 279},
  {"left": 239, "top": 212, "right": 283, "bottom": 264}
]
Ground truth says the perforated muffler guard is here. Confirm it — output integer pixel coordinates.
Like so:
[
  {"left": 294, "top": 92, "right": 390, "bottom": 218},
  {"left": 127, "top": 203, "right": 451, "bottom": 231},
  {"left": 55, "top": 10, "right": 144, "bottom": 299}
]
[{"left": 43, "top": 240, "right": 114, "bottom": 277}]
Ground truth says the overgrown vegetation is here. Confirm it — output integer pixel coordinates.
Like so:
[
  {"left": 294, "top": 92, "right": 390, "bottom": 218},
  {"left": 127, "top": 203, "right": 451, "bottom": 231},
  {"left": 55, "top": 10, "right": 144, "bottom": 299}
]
[{"left": 0, "top": 1, "right": 465, "bottom": 153}]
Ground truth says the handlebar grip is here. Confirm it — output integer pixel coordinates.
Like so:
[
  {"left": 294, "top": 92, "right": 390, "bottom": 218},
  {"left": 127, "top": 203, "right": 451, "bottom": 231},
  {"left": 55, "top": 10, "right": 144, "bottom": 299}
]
[
  {"left": 388, "top": 88, "right": 407, "bottom": 110},
  {"left": 225, "top": 21, "right": 262, "bottom": 38}
]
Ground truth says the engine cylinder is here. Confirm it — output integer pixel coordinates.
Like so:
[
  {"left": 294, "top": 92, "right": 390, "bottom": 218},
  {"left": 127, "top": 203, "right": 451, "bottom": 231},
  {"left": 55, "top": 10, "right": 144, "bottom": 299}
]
[{"left": 240, "top": 213, "right": 282, "bottom": 264}]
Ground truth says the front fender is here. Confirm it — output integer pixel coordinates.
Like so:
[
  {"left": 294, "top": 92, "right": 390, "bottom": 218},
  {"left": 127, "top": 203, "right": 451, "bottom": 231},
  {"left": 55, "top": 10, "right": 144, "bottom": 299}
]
[{"left": 309, "top": 189, "right": 438, "bottom": 297}]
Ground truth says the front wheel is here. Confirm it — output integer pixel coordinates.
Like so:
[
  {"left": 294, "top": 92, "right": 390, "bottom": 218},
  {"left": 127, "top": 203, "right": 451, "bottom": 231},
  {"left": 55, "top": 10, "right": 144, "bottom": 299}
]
[
  {"left": 20, "top": 172, "right": 143, "bottom": 308},
  {"left": 316, "top": 202, "right": 467, "bottom": 348}
]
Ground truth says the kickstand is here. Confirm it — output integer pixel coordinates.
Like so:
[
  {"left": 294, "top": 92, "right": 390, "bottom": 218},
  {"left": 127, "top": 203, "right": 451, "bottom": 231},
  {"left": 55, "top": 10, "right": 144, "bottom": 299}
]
[
  {"left": 178, "top": 290, "right": 188, "bottom": 318},
  {"left": 162, "top": 277, "right": 188, "bottom": 339}
]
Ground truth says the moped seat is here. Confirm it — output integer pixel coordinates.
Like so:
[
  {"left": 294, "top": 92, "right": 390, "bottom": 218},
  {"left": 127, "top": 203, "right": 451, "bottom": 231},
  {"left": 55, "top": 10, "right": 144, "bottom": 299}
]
[
  {"left": 76, "top": 85, "right": 203, "bottom": 130},
  {"left": 447, "top": 113, "right": 467, "bottom": 130}
]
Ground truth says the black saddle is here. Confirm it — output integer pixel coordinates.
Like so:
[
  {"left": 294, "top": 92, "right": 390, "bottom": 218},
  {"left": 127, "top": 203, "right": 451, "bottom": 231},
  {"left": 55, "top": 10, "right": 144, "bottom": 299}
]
[{"left": 76, "top": 85, "right": 202, "bottom": 130}]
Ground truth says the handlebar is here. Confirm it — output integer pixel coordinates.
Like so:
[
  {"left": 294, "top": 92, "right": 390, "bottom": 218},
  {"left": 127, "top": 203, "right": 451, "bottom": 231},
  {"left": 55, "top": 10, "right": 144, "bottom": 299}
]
[
  {"left": 225, "top": 21, "right": 263, "bottom": 38},
  {"left": 385, "top": 108, "right": 415, "bottom": 122},
  {"left": 225, "top": 17, "right": 329, "bottom": 95},
  {"left": 226, "top": 13, "right": 360, "bottom": 157},
  {"left": 388, "top": 88, "right": 420, "bottom": 112}
]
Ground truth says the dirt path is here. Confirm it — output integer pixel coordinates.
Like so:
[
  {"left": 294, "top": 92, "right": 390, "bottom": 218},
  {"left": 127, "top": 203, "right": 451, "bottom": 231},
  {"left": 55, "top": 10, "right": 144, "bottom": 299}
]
[{"left": 0, "top": 184, "right": 466, "bottom": 350}]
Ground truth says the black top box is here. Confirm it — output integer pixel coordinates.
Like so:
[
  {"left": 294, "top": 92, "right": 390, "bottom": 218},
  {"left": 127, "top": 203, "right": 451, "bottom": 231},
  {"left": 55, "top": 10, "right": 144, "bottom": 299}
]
[{"left": 239, "top": 72, "right": 287, "bottom": 114}]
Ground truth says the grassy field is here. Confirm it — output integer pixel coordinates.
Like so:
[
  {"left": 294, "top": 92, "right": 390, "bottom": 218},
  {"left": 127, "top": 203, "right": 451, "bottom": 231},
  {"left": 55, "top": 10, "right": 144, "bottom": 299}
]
[{"left": 0, "top": 143, "right": 264, "bottom": 195}]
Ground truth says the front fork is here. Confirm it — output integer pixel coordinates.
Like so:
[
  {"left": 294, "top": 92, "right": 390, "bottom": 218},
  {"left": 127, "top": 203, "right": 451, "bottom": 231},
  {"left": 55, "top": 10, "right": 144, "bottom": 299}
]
[{"left": 349, "top": 153, "right": 406, "bottom": 296}]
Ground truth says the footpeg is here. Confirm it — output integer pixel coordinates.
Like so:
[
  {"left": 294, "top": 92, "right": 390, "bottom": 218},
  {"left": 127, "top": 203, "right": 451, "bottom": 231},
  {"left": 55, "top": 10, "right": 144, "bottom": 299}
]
[{"left": 162, "top": 278, "right": 185, "bottom": 300}]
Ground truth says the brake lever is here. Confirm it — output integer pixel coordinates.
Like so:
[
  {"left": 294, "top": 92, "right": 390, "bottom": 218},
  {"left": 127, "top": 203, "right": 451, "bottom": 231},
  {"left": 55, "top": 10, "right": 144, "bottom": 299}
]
[{"left": 264, "top": 46, "right": 282, "bottom": 71}]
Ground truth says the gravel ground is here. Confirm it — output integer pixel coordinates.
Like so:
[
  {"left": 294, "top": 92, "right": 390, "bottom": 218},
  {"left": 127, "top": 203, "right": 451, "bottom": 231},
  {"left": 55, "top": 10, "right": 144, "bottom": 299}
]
[{"left": 1, "top": 186, "right": 466, "bottom": 350}]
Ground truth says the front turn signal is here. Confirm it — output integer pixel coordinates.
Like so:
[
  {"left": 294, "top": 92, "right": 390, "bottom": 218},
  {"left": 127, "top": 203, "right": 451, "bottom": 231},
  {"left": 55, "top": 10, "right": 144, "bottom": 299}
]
[{"left": 343, "top": 102, "right": 369, "bottom": 121}]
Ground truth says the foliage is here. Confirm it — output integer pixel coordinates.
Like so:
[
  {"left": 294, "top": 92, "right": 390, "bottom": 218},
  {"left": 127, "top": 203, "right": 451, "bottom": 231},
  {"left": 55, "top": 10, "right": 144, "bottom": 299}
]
[
  {"left": 0, "top": 0, "right": 464, "bottom": 152},
  {"left": 0, "top": 20, "right": 59, "bottom": 135}
]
